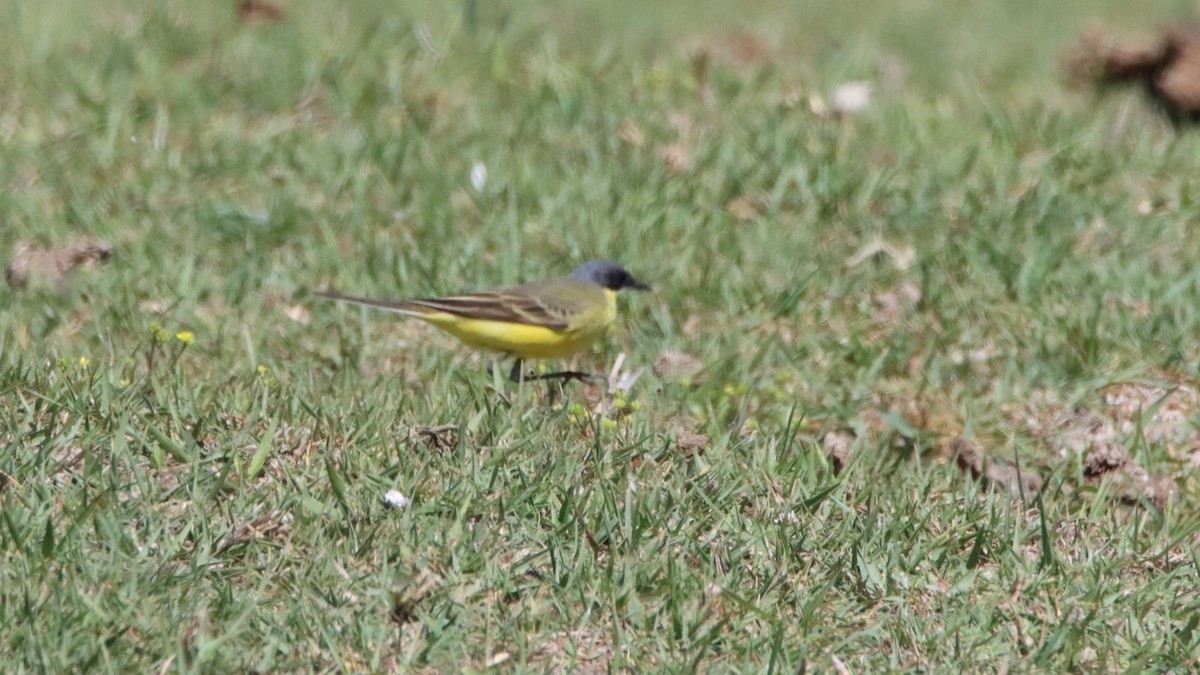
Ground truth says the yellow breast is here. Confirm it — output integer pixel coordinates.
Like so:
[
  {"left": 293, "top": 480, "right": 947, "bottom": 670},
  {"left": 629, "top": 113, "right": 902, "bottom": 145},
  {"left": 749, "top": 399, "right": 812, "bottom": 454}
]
[{"left": 417, "top": 290, "right": 618, "bottom": 360}]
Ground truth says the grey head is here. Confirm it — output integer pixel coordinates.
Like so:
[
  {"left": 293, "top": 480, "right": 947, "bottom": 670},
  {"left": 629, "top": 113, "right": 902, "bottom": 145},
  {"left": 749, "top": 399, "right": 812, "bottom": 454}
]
[{"left": 569, "top": 260, "right": 650, "bottom": 292}]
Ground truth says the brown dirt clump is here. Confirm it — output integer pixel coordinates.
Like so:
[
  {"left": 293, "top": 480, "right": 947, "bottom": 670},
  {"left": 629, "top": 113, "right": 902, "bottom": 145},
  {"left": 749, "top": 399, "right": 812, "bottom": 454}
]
[
  {"left": 824, "top": 430, "right": 855, "bottom": 474},
  {"left": 391, "top": 568, "right": 443, "bottom": 625},
  {"left": 951, "top": 438, "right": 1043, "bottom": 504},
  {"left": 1101, "top": 380, "right": 1200, "bottom": 448},
  {"left": 1062, "top": 24, "right": 1200, "bottom": 123},
  {"left": 1082, "top": 441, "right": 1131, "bottom": 478},
  {"left": 1082, "top": 441, "right": 1176, "bottom": 510},
  {"left": 675, "top": 430, "right": 710, "bottom": 453},
  {"left": 5, "top": 239, "right": 113, "bottom": 291}
]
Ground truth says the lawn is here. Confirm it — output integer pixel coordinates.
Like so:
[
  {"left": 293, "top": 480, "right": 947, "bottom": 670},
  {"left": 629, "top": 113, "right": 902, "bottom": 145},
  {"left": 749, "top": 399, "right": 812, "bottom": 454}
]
[{"left": 4, "top": 0, "right": 1200, "bottom": 671}]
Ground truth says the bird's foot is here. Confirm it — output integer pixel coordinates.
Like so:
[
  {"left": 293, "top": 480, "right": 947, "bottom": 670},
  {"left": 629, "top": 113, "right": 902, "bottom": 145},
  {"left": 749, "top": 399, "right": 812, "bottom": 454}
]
[
  {"left": 489, "top": 359, "right": 599, "bottom": 385},
  {"left": 525, "top": 370, "right": 601, "bottom": 383}
]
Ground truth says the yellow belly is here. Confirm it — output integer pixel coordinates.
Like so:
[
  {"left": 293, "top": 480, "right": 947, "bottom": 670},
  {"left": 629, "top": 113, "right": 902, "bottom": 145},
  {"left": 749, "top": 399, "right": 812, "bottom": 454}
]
[
  {"left": 412, "top": 289, "right": 618, "bottom": 360},
  {"left": 413, "top": 316, "right": 604, "bottom": 359}
]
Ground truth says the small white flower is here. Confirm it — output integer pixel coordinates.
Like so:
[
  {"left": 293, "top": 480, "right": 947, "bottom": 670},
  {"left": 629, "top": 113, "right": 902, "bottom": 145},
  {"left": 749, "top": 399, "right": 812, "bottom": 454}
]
[
  {"left": 831, "top": 81, "right": 872, "bottom": 114},
  {"left": 774, "top": 510, "right": 800, "bottom": 525},
  {"left": 470, "top": 162, "right": 487, "bottom": 191},
  {"left": 383, "top": 490, "right": 411, "bottom": 510}
]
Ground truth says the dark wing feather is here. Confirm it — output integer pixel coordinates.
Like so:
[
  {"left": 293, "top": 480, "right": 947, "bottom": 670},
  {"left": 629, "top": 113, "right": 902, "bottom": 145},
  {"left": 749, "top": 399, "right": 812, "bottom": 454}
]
[{"left": 407, "top": 291, "right": 571, "bottom": 330}]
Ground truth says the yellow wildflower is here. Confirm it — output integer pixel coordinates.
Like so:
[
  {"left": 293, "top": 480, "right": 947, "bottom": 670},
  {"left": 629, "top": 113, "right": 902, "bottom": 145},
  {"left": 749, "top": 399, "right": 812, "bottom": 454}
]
[
  {"left": 175, "top": 331, "right": 194, "bottom": 346},
  {"left": 149, "top": 322, "right": 170, "bottom": 344}
]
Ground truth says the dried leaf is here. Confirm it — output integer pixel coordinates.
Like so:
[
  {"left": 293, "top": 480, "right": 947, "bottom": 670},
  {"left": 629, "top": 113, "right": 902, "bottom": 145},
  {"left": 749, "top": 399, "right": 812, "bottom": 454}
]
[
  {"left": 283, "top": 304, "right": 311, "bottom": 325},
  {"left": 606, "top": 352, "right": 644, "bottom": 393},
  {"left": 139, "top": 299, "right": 170, "bottom": 315},
  {"left": 485, "top": 653, "right": 511, "bottom": 668},
  {"left": 653, "top": 350, "right": 705, "bottom": 383},
  {"left": 726, "top": 195, "right": 764, "bottom": 223},
  {"left": 239, "top": 0, "right": 286, "bottom": 24},
  {"left": 618, "top": 119, "right": 645, "bottom": 148},
  {"left": 846, "top": 238, "right": 915, "bottom": 271},
  {"left": 658, "top": 143, "right": 691, "bottom": 173}
]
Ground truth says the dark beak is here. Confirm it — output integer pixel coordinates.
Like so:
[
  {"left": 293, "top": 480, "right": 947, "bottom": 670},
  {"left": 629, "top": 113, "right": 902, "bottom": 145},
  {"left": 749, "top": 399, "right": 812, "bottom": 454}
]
[{"left": 628, "top": 278, "right": 652, "bottom": 291}]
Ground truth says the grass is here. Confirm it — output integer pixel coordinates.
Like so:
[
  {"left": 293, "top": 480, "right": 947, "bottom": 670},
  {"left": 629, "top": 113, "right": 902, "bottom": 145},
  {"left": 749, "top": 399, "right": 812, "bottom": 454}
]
[{"left": 4, "top": 0, "right": 1200, "bottom": 670}]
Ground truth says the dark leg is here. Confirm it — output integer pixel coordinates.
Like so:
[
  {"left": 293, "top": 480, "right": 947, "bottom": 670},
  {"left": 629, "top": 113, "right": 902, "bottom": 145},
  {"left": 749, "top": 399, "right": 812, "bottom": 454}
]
[
  {"left": 526, "top": 369, "right": 601, "bottom": 383},
  {"left": 486, "top": 359, "right": 524, "bottom": 382},
  {"left": 494, "top": 358, "right": 598, "bottom": 384},
  {"left": 508, "top": 359, "right": 525, "bottom": 383}
]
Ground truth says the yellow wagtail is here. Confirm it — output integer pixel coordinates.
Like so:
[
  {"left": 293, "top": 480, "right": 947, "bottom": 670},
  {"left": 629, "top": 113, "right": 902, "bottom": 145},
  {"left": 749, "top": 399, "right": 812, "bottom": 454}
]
[{"left": 315, "top": 260, "right": 649, "bottom": 382}]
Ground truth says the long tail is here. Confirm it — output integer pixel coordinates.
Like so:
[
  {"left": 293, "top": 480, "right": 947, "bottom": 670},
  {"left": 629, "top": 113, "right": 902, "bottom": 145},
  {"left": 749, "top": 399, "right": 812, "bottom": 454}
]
[{"left": 313, "top": 290, "right": 430, "bottom": 318}]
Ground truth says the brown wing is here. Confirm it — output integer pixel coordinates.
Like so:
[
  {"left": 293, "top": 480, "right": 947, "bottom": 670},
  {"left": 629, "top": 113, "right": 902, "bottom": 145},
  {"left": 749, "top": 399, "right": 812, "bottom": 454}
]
[{"left": 407, "top": 290, "right": 572, "bottom": 331}]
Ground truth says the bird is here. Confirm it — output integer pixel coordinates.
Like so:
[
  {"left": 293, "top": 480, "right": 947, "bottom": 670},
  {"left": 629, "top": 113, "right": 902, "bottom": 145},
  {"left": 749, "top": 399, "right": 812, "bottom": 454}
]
[{"left": 315, "top": 260, "right": 650, "bottom": 382}]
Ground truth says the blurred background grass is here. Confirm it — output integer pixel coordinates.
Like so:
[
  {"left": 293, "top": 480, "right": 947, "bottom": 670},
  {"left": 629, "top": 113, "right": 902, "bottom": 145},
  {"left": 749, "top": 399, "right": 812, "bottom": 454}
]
[{"left": 4, "top": 0, "right": 1200, "bottom": 671}]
